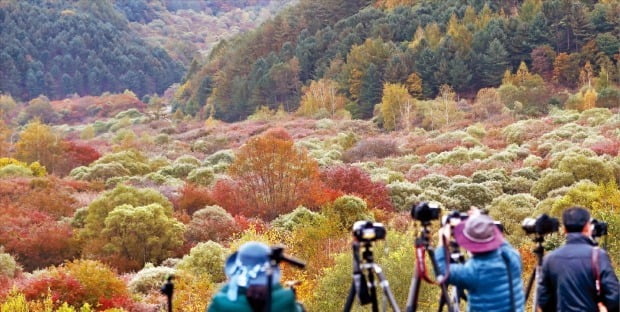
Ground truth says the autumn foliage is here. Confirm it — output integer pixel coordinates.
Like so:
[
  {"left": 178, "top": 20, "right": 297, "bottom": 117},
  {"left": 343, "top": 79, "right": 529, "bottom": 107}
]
[
  {"left": 219, "top": 128, "right": 324, "bottom": 220},
  {"left": 320, "top": 165, "right": 393, "bottom": 211}
]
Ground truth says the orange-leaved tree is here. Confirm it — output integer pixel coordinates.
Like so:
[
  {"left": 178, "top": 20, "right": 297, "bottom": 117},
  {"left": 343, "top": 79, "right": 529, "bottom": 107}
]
[{"left": 225, "top": 128, "right": 324, "bottom": 220}]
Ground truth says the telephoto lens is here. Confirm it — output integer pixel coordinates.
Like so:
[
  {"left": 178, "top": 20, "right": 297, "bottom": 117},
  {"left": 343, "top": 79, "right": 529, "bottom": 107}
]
[{"left": 521, "top": 214, "right": 559, "bottom": 235}]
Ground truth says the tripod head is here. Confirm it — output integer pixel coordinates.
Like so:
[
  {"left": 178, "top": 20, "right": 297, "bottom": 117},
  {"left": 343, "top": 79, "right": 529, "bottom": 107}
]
[{"left": 269, "top": 245, "right": 306, "bottom": 269}]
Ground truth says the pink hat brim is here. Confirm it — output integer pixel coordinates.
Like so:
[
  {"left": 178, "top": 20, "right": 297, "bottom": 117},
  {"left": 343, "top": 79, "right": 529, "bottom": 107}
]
[{"left": 453, "top": 222, "right": 504, "bottom": 253}]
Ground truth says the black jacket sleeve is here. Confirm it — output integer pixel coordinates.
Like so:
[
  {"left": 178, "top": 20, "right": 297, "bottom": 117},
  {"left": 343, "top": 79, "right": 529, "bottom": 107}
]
[
  {"left": 537, "top": 256, "right": 555, "bottom": 312},
  {"left": 599, "top": 250, "right": 619, "bottom": 312}
]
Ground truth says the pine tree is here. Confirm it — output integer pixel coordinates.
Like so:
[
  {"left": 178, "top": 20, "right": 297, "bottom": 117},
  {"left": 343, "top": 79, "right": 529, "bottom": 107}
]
[
  {"left": 481, "top": 39, "right": 510, "bottom": 86},
  {"left": 358, "top": 63, "right": 382, "bottom": 119}
]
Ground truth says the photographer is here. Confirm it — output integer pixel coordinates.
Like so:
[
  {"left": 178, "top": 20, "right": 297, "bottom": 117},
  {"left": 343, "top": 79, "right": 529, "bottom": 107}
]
[
  {"left": 207, "top": 242, "right": 303, "bottom": 312},
  {"left": 536, "top": 206, "right": 619, "bottom": 312},
  {"left": 435, "top": 209, "right": 525, "bottom": 312}
]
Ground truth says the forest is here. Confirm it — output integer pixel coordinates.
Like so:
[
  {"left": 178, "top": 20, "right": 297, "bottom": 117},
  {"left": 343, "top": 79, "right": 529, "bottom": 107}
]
[{"left": 0, "top": 0, "right": 619, "bottom": 311}]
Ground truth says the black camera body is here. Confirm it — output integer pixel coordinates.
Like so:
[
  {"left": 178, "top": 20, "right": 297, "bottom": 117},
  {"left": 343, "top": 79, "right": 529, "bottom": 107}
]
[
  {"left": 412, "top": 202, "right": 441, "bottom": 224},
  {"left": 591, "top": 219, "right": 608, "bottom": 238},
  {"left": 353, "top": 221, "right": 387, "bottom": 242},
  {"left": 442, "top": 210, "right": 468, "bottom": 227},
  {"left": 522, "top": 214, "right": 560, "bottom": 235}
]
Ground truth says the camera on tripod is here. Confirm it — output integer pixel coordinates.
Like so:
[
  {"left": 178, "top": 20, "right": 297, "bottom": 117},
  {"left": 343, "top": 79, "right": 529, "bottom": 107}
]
[
  {"left": 411, "top": 201, "right": 441, "bottom": 224},
  {"left": 591, "top": 218, "right": 608, "bottom": 238},
  {"left": 442, "top": 210, "right": 468, "bottom": 227},
  {"left": 521, "top": 214, "right": 560, "bottom": 235},
  {"left": 352, "top": 220, "right": 387, "bottom": 242}
]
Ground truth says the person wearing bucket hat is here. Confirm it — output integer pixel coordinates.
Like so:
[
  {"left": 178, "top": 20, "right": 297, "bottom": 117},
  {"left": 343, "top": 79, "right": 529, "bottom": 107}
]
[
  {"left": 434, "top": 208, "right": 525, "bottom": 312},
  {"left": 208, "top": 242, "right": 303, "bottom": 312}
]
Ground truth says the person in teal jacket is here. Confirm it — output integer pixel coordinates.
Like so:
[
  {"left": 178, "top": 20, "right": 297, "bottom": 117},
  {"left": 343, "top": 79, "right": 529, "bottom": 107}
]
[
  {"left": 434, "top": 210, "right": 525, "bottom": 312},
  {"left": 207, "top": 242, "right": 303, "bottom": 312}
]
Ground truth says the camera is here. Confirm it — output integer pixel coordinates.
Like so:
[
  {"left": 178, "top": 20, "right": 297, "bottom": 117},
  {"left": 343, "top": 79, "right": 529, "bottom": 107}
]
[
  {"left": 521, "top": 214, "right": 560, "bottom": 235},
  {"left": 352, "top": 220, "right": 387, "bottom": 242},
  {"left": 412, "top": 201, "right": 441, "bottom": 224},
  {"left": 442, "top": 210, "right": 468, "bottom": 227},
  {"left": 591, "top": 219, "right": 608, "bottom": 238}
]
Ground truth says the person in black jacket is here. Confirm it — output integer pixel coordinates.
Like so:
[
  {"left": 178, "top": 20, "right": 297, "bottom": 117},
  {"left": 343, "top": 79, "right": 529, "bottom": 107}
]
[{"left": 537, "top": 206, "right": 619, "bottom": 312}]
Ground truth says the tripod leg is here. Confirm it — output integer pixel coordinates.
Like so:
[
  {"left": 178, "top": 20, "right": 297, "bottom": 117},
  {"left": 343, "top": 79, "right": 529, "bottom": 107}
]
[
  {"left": 531, "top": 266, "right": 541, "bottom": 312},
  {"left": 374, "top": 266, "right": 402, "bottom": 312},
  {"left": 427, "top": 248, "right": 453, "bottom": 312},
  {"left": 525, "top": 267, "right": 536, "bottom": 302},
  {"left": 405, "top": 267, "right": 421, "bottom": 312},
  {"left": 343, "top": 280, "right": 356, "bottom": 312},
  {"left": 368, "top": 270, "right": 379, "bottom": 312}
]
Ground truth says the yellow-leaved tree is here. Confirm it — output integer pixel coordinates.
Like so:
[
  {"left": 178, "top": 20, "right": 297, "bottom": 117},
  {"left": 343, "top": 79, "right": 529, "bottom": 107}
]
[
  {"left": 380, "top": 83, "right": 416, "bottom": 131},
  {"left": 298, "top": 79, "right": 347, "bottom": 118}
]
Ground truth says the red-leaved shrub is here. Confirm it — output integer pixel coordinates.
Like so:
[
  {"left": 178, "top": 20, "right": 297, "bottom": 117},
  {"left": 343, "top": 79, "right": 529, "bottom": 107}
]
[{"left": 320, "top": 165, "right": 393, "bottom": 210}]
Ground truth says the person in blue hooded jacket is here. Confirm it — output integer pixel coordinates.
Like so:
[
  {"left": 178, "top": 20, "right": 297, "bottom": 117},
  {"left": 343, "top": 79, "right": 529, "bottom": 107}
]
[
  {"left": 207, "top": 242, "right": 303, "bottom": 312},
  {"left": 434, "top": 209, "right": 525, "bottom": 312}
]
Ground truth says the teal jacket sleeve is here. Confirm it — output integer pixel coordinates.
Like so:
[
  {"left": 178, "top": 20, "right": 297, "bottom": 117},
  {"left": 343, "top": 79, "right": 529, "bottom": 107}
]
[{"left": 434, "top": 246, "right": 475, "bottom": 289}]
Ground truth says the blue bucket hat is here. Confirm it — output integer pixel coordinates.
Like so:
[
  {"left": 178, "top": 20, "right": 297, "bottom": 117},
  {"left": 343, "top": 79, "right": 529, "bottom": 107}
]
[{"left": 224, "top": 242, "right": 281, "bottom": 301}]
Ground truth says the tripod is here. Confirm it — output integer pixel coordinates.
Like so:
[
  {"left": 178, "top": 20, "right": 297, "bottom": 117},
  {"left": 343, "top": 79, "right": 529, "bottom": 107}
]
[
  {"left": 405, "top": 222, "right": 453, "bottom": 312},
  {"left": 343, "top": 241, "right": 401, "bottom": 312},
  {"left": 524, "top": 235, "right": 545, "bottom": 312},
  {"left": 438, "top": 237, "right": 467, "bottom": 312}
]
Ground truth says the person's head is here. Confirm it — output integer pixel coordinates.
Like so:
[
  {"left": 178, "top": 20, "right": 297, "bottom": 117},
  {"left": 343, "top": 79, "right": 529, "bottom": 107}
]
[
  {"left": 454, "top": 214, "right": 504, "bottom": 254},
  {"left": 562, "top": 206, "right": 591, "bottom": 235},
  {"left": 224, "top": 242, "right": 280, "bottom": 303}
]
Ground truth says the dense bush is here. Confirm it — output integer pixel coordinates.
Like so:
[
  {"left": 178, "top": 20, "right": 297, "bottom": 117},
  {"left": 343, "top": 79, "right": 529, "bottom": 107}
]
[
  {"left": 488, "top": 194, "right": 539, "bottom": 246},
  {"left": 387, "top": 181, "right": 422, "bottom": 212},
  {"left": 177, "top": 241, "right": 228, "bottom": 282},
  {"left": 271, "top": 206, "right": 326, "bottom": 232},
  {"left": 128, "top": 264, "right": 176, "bottom": 295},
  {"left": 0, "top": 247, "right": 18, "bottom": 278},
  {"left": 444, "top": 183, "right": 495, "bottom": 211},
  {"left": 342, "top": 138, "right": 400, "bottom": 162},
  {"left": 320, "top": 165, "right": 393, "bottom": 210},
  {"left": 187, "top": 167, "right": 215, "bottom": 186},
  {"left": 530, "top": 169, "right": 576, "bottom": 199},
  {"left": 322, "top": 195, "right": 373, "bottom": 230},
  {"left": 186, "top": 205, "right": 238, "bottom": 243},
  {"left": 556, "top": 154, "right": 616, "bottom": 184}
]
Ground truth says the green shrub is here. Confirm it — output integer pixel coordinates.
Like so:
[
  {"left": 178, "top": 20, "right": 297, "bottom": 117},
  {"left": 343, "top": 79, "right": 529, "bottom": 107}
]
[
  {"left": 368, "top": 167, "right": 405, "bottom": 183},
  {"left": 531, "top": 169, "right": 576, "bottom": 199},
  {"left": 128, "top": 264, "right": 176, "bottom": 295},
  {"left": 417, "top": 174, "right": 452, "bottom": 189},
  {"left": 512, "top": 167, "right": 540, "bottom": 180},
  {"left": 488, "top": 193, "right": 539, "bottom": 247},
  {"left": 0, "top": 247, "right": 18, "bottom": 277},
  {"left": 578, "top": 108, "right": 612, "bottom": 126},
  {"left": 271, "top": 206, "right": 326, "bottom": 232},
  {"left": 502, "top": 119, "right": 547, "bottom": 145},
  {"left": 387, "top": 181, "right": 423, "bottom": 212},
  {"left": 92, "top": 150, "right": 152, "bottom": 175},
  {"left": 548, "top": 108, "right": 580, "bottom": 124},
  {"left": 523, "top": 155, "right": 544, "bottom": 168},
  {"left": 444, "top": 183, "right": 494, "bottom": 211},
  {"left": 154, "top": 134, "right": 170, "bottom": 145},
  {"left": 471, "top": 168, "right": 510, "bottom": 184},
  {"left": 175, "top": 155, "right": 201, "bottom": 167},
  {"left": 556, "top": 154, "right": 615, "bottom": 184},
  {"left": 466, "top": 123, "right": 486, "bottom": 139},
  {"left": 204, "top": 150, "right": 235, "bottom": 166},
  {"left": 187, "top": 167, "right": 215, "bottom": 186},
  {"left": 322, "top": 195, "right": 373, "bottom": 230},
  {"left": 504, "top": 176, "right": 535, "bottom": 194},
  {"left": 177, "top": 241, "right": 228, "bottom": 282},
  {"left": 0, "top": 164, "right": 34, "bottom": 178}
]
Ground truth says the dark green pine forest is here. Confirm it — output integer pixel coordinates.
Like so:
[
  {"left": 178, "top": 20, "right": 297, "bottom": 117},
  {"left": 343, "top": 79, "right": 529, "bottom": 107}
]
[
  {"left": 0, "top": 0, "right": 184, "bottom": 100},
  {"left": 176, "top": 0, "right": 619, "bottom": 121}
]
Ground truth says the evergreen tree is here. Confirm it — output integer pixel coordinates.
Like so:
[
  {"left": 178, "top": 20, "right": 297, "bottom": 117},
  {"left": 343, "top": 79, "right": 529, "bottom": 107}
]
[
  {"left": 481, "top": 39, "right": 510, "bottom": 87},
  {"left": 357, "top": 63, "right": 382, "bottom": 119}
]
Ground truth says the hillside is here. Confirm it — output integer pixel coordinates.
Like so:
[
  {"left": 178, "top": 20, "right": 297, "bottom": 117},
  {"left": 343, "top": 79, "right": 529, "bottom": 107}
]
[
  {"left": 175, "top": 0, "right": 620, "bottom": 121},
  {"left": 0, "top": 99, "right": 619, "bottom": 310},
  {"left": 0, "top": 0, "right": 619, "bottom": 311},
  {"left": 117, "top": 0, "right": 296, "bottom": 65},
  {"left": 0, "top": 0, "right": 295, "bottom": 102}
]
